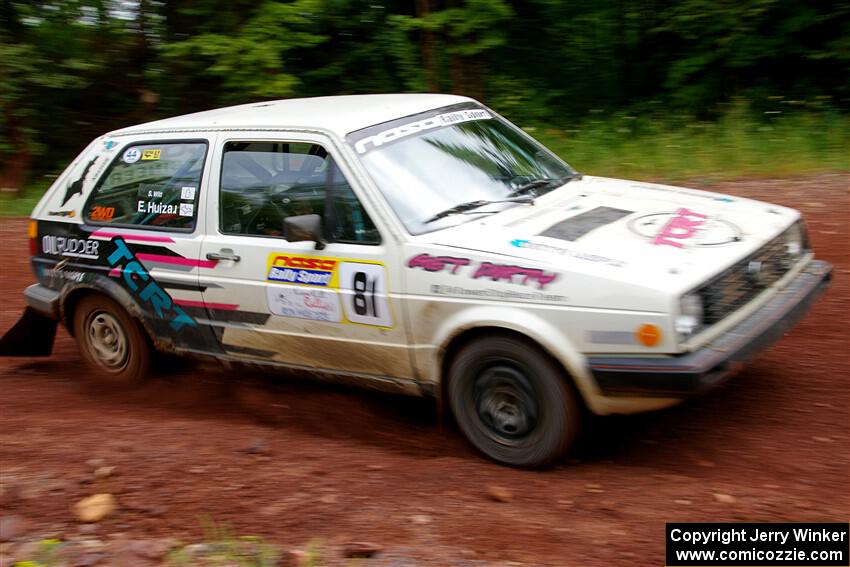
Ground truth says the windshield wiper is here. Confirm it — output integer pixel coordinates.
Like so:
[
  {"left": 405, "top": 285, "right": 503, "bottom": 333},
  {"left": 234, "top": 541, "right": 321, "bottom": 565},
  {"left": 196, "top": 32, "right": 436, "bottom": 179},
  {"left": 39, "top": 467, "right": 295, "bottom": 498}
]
[
  {"left": 423, "top": 196, "right": 534, "bottom": 224},
  {"left": 507, "top": 172, "right": 583, "bottom": 198}
]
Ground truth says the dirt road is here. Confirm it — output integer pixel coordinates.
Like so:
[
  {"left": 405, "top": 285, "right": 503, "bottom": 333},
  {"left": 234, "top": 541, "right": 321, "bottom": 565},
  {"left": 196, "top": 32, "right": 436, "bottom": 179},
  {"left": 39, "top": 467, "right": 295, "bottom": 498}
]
[{"left": 1, "top": 174, "right": 848, "bottom": 566}]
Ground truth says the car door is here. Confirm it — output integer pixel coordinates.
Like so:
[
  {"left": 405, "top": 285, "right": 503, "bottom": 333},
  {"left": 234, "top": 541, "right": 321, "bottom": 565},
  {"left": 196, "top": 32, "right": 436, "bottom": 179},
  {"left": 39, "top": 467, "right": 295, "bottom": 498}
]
[
  {"left": 78, "top": 135, "right": 221, "bottom": 350},
  {"left": 197, "top": 132, "right": 415, "bottom": 382}
]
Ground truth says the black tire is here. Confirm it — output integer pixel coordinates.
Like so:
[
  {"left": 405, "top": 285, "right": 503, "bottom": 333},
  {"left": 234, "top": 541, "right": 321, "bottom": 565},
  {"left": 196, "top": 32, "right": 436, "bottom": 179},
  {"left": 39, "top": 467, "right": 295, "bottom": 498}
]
[
  {"left": 447, "top": 335, "right": 582, "bottom": 468},
  {"left": 72, "top": 295, "right": 151, "bottom": 383}
]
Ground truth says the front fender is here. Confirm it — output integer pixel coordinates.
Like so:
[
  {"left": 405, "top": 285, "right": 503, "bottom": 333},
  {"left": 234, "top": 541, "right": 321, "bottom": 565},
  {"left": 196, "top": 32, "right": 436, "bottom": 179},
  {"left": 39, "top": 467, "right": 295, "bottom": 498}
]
[{"left": 422, "top": 303, "right": 603, "bottom": 412}]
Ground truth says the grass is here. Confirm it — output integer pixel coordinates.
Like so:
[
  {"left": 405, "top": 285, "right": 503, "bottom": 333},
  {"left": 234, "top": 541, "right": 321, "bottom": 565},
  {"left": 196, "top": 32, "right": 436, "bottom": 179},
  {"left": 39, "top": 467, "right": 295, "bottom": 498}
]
[
  {"left": 167, "top": 520, "right": 282, "bottom": 567},
  {"left": 12, "top": 539, "right": 62, "bottom": 567},
  {"left": 0, "top": 192, "right": 41, "bottom": 217},
  {"left": 10, "top": 520, "right": 335, "bottom": 567},
  {"left": 532, "top": 106, "right": 850, "bottom": 184},
  {"left": 0, "top": 178, "right": 50, "bottom": 218},
  {"left": 1, "top": 108, "right": 847, "bottom": 218}
]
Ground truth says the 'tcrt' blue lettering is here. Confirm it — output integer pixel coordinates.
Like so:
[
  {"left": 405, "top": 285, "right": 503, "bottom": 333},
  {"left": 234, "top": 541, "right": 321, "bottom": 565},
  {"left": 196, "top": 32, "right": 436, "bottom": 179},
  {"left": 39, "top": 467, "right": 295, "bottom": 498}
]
[{"left": 107, "top": 238, "right": 134, "bottom": 266}]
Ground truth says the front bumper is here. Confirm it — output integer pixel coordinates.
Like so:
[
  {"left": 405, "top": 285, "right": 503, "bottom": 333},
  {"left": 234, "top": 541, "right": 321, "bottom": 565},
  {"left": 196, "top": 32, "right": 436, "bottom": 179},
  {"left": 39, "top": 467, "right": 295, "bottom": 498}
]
[{"left": 588, "top": 259, "right": 832, "bottom": 397}]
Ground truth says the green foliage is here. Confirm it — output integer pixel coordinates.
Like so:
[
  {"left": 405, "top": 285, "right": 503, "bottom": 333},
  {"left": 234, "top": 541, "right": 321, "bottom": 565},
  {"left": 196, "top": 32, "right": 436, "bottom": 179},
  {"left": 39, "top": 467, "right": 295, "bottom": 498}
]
[
  {"left": 162, "top": 0, "right": 327, "bottom": 101},
  {"left": 1, "top": 0, "right": 848, "bottom": 195},
  {"left": 423, "top": 0, "right": 513, "bottom": 57}
]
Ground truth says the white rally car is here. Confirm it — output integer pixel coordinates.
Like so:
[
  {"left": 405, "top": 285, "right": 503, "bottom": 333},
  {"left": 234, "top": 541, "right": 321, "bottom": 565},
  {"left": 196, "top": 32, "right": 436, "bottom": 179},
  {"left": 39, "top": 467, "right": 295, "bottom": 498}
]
[{"left": 2, "top": 94, "right": 831, "bottom": 467}]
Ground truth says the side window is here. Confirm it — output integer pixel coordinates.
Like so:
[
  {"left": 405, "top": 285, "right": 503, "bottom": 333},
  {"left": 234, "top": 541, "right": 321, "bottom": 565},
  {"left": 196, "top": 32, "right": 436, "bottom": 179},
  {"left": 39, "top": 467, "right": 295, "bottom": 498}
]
[
  {"left": 220, "top": 141, "right": 380, "bottom": 244},
  {"left": 84, "top": 141, "right": 207, "bottom": 230}
]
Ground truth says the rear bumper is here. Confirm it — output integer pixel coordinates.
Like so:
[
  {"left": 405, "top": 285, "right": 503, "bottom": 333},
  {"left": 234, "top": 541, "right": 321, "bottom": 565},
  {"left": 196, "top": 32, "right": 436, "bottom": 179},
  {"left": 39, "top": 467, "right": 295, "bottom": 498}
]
[
  {"left": 588, "top": 259, "right": 832, "bottom": 397},
  {"left": 24, "top": 283, "right": 61, "bottom": 320}
]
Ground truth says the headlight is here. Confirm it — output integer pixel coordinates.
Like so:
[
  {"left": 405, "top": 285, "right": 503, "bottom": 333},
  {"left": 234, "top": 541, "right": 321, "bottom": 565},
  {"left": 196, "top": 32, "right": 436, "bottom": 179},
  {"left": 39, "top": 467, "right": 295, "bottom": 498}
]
[
  {"left": 784, "top": 221, "right": 807, "bottom": 261},
  {"left": 676, "top": 293, "right": 703, "bottom": 339}
]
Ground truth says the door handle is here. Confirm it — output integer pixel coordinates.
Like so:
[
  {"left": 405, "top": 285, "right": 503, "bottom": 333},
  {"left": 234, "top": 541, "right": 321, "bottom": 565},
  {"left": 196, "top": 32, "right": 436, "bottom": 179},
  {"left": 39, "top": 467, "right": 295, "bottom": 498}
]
[{"left": 206, "top": 251, "right": 241, "bottom": 262}]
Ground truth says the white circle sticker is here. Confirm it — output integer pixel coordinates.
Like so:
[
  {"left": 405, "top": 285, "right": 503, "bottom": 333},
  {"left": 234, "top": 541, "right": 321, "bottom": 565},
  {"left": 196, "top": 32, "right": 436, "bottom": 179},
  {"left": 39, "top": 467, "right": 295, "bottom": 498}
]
[{"left": 122, "top": 148, "right": 141, "bottom": 163}]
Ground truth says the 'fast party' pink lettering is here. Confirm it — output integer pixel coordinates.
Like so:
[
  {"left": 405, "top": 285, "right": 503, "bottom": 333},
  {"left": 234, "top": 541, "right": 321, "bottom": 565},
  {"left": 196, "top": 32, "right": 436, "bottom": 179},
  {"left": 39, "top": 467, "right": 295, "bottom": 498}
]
[{"left": 472, "top": 263, "right": 558, "bottom": 289}]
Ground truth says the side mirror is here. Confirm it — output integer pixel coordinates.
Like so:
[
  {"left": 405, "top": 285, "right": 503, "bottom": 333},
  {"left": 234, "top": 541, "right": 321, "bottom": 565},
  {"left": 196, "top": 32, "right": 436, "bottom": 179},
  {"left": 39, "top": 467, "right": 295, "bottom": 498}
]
[{"left": 284, "top": 214, "right": 326, "bottom": 250}]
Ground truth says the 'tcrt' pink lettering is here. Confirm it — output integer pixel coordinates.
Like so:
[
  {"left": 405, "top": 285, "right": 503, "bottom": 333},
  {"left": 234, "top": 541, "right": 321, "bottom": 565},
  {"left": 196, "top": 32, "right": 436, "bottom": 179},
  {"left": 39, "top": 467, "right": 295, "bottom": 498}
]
[{"left": 652, "top": 208, "right": 707, "bottom": 248}]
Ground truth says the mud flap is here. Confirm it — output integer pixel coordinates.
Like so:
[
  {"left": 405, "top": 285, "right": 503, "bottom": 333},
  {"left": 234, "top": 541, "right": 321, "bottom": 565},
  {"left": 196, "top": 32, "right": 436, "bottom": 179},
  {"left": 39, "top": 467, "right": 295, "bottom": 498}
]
[{"left": 0, "top": 307, "right": 57, "bottom": 357}]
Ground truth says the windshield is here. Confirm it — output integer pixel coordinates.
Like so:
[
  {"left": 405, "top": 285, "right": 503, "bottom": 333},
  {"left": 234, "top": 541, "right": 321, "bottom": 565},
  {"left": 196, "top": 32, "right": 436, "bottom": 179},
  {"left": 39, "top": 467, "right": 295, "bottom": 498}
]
[{"left": 349, "top": 105, "right": 576, "bottom": 235}]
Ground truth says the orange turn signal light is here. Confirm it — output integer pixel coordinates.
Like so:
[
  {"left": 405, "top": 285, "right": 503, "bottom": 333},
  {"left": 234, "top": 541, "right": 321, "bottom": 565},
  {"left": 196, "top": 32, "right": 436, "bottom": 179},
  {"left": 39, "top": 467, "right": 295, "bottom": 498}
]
[{"left": 636, "top": 324, "right": 662, "bottom": 347}]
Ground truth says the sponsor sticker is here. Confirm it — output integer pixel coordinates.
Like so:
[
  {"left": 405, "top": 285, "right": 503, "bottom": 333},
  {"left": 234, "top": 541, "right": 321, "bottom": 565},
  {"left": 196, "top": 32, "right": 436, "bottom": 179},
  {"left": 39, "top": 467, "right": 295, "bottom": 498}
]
[
  {"left": 628, "top": 208, "right": 742, "bottom": 248},
  {"left": 181, "top": 186, "right": 196, "bottom": 200},
  {"left": 354, "top": 109, "right": 491, "bottom": 154},
  {"left": 62, "top": 157, "right": 98, "bottom": 207},
  {"left": 123, "top": 148, "right": 141, "bottom": 163},
  {"left": 89, "top": 206, "right": 116, "bottom": 222},
  {"left": 265, "top": 253, "right": 391, "bottom": 327},
  {"left": 430, "top": 284, "right": 566, "bottom": 303},
  {"left": 510, "top": 239, "right": 626, "bottom": 268},
  {"left": 179, "top": 203, "right": 194, "bottom": 217},
  {"left": 407, "top": 253, "right": 471, "bottom": 274},
  {"left": 630, "top": 182, "right": 736, "bottom": 204},
  {"left": 141, "top": 149, "right": 161, "bottom": 161},
  {"left": 41, "top": 235, "right": 99, "bottom": 259},
  {"left": 267, "top": 254, "right": 338, "bottom": 287},
  {"left": 266, "top": 286, "right": 342, "bottom": 323},
  {"left": 43, "top": 268, "right": 86, "bottom": 283},
  {"left": 472, "top": 262, "right": 557, "bottom": 289},
  {"left": 407, "top": 252, "right": 558, "bottom": 290},
  {"left": 107, "top": 237, "right": 195, "bottom": 331}
]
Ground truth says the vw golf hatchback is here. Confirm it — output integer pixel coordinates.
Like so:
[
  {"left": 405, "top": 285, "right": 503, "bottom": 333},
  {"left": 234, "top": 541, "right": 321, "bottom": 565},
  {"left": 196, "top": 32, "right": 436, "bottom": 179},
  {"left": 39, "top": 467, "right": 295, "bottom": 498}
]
[{"left": 4, "top": 94, "right": 832, "bottom": 467}]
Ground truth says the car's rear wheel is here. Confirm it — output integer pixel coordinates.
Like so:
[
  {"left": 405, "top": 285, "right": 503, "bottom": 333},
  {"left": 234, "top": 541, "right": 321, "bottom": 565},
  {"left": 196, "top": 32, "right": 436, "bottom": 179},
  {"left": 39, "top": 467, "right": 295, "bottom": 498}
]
[
  {"left": 73, "top": 295, "right": 150, "bottom": 383},
  {"left": 448, "top": 335, "right": 581, "bottom": 468}
]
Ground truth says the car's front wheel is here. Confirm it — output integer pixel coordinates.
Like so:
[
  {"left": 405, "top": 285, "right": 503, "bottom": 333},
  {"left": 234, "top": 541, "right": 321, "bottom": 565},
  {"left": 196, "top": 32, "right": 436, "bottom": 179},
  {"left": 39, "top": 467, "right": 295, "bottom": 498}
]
[
  {"left": 73, "top": 294, "right": 150, "bottom": 383},
  {"left": 448, "top": 335, "right": 581, "bottom": 468}
]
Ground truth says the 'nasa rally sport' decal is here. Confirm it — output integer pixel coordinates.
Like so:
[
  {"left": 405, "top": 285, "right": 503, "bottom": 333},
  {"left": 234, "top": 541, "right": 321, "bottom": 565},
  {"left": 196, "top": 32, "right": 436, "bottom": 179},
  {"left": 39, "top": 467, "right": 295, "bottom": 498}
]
[
  {"left": 265, "top": 253, "right": 392, "bottom": 328},
  {"left": 352, "top": 109, "right": 491, "bottom": 154}
]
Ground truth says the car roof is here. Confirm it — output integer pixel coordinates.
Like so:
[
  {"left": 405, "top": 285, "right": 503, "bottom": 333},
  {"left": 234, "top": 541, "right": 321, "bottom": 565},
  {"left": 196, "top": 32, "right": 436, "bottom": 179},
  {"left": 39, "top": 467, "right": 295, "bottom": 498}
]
[{"left": 108, "top": 93, "right": 473, "bottom": 138}]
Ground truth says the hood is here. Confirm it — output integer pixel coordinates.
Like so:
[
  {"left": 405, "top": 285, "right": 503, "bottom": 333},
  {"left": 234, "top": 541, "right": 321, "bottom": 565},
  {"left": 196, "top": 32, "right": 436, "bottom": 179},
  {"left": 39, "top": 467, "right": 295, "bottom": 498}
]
[{"left": 423, "top": 176, "right": 800, "bottom": 294}]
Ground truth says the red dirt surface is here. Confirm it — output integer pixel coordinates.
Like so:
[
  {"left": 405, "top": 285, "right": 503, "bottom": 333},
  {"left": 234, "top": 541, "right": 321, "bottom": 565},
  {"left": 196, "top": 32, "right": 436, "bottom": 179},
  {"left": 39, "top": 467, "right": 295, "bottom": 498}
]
[{"left": 1, "top": 174, "right": 848, "bottom": 565}]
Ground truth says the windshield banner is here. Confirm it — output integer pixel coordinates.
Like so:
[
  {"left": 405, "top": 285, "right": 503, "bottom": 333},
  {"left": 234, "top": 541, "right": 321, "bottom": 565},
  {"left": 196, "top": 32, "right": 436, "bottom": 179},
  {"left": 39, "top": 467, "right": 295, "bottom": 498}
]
[{"left": 348, "top": 103, "right": 491, "bottom": 154}]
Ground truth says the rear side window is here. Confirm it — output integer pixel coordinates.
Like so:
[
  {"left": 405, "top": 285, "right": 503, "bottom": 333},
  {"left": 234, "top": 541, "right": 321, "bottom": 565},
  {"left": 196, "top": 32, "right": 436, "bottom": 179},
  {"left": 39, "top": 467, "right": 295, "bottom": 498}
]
[{"left": 84, "top": 141, "right": 207, "bottom": 230}]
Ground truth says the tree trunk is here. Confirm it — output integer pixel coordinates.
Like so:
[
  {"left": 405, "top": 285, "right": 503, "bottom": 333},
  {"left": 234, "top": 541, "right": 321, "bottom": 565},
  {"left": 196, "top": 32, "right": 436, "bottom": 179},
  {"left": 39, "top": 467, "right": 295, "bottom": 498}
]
[
  {"left": 467, "top": 55, "right": 484, "bottom": 101},
  {"left": 450, "top": 54, "right": 466, "bottom": 96},
  {"left": 0, "top": 109, "right": 32, "bottom": 197},
  {"left": 415, "top": 0, "right": 439, "bottom": 92}
]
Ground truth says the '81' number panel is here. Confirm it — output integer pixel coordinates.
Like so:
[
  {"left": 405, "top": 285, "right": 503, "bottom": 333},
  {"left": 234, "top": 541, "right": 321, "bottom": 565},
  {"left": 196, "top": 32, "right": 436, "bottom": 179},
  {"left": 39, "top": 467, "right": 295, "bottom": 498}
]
[{"left": 338, "top": 262, "right": 391, "bottom": 327}]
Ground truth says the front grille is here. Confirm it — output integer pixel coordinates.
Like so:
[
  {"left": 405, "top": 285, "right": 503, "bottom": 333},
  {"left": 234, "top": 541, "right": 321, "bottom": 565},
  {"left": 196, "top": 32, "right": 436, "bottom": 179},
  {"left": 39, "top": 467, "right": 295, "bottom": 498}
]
[{"left": 697, "top": 225, "right": 801, "bottom": 326}]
